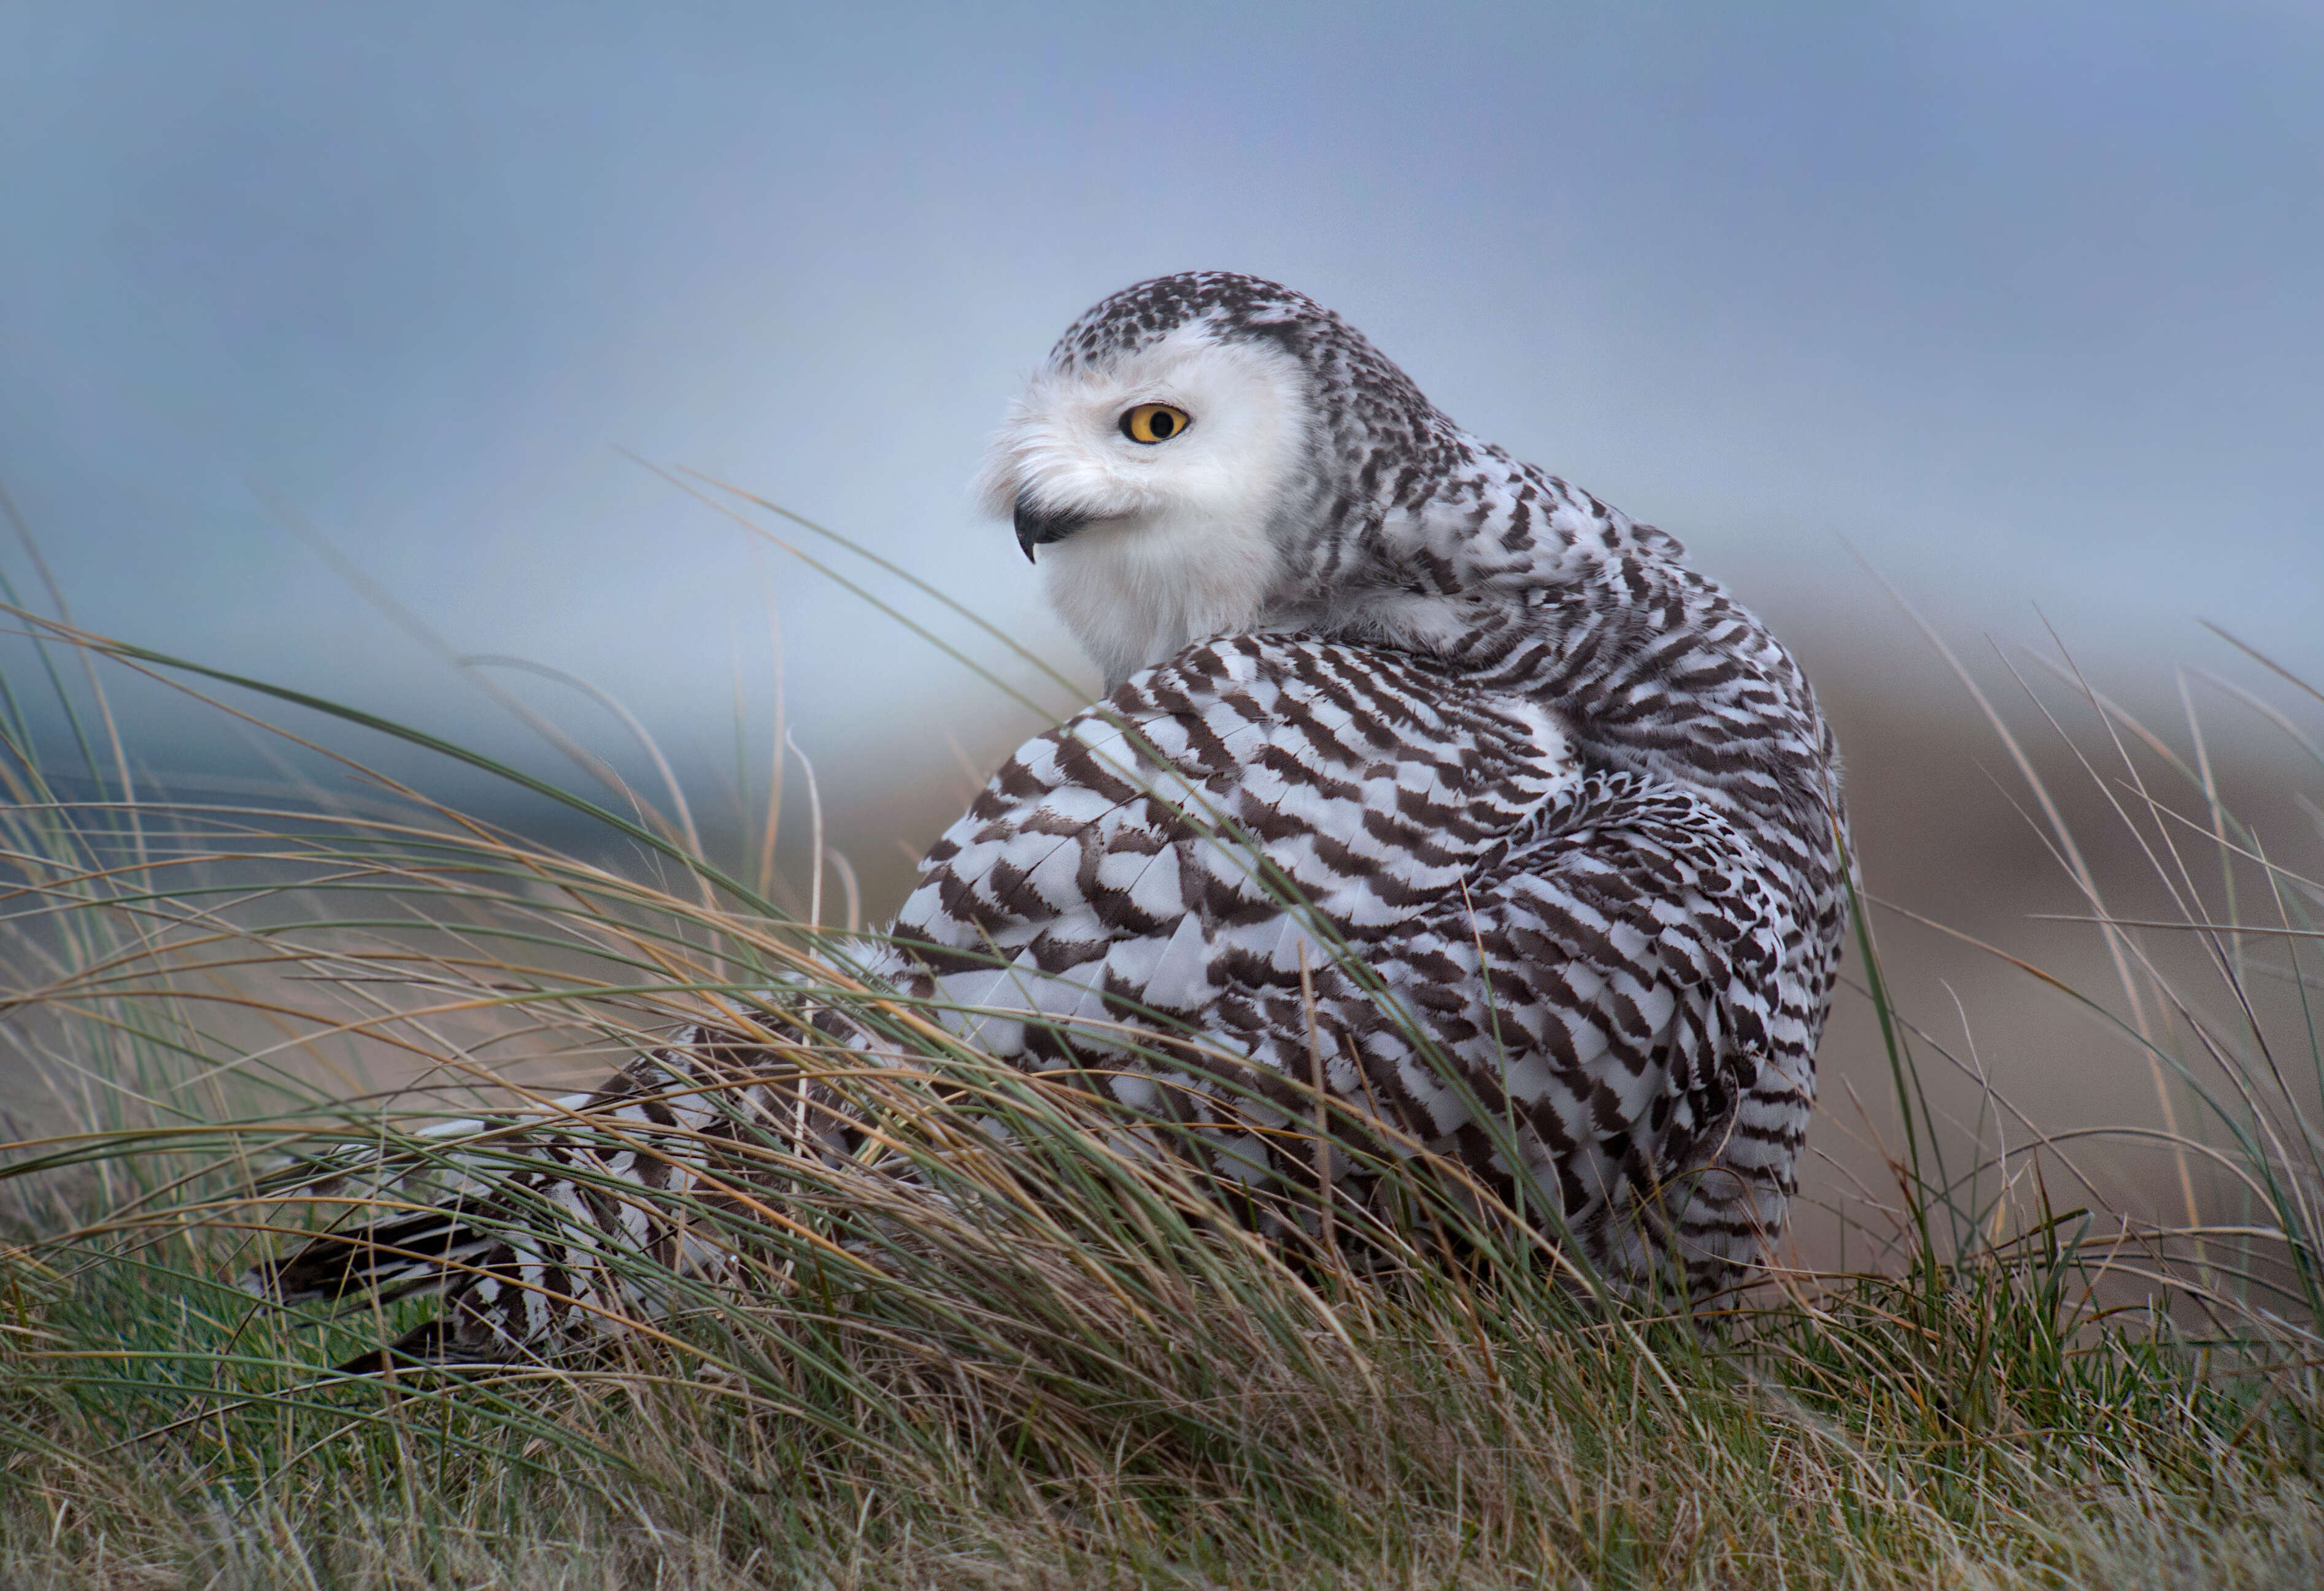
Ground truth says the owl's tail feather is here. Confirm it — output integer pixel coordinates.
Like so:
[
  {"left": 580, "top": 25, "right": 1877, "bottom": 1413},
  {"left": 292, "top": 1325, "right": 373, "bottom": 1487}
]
[
  {"left": 241, "top": 1175, "right": 561, "bottom": 1371},
  {"left": 237, "top": 1093, "right": 587, "bottom": 1316},
  {"left": 242, "top": 1196, "right": 501, "bottom": 1309},
  {"left": 236, "top": 1024, "right": 866, "bottom": 1370}
]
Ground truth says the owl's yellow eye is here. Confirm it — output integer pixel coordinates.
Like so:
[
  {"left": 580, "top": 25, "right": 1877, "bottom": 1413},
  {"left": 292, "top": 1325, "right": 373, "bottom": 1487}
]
[{"left": 1119, "top": 403, "right": 1191, "bottom": 444}]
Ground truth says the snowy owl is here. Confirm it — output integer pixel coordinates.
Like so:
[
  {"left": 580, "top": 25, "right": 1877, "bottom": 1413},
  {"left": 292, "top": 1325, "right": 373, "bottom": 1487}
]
[{"left": 247, "top": 273, "right": 1848, "bottom": 1363}]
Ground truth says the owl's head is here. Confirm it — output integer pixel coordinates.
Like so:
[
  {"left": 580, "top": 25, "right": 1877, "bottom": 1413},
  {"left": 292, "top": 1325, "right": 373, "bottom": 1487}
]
[{"left": 975, "top": 273, "right": 1456, "bottom": 689}]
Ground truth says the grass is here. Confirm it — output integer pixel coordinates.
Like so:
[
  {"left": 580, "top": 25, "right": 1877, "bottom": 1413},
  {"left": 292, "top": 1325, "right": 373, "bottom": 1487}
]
[{"left": 4, "top": 557, "right": 2324, "bottom": 1588}]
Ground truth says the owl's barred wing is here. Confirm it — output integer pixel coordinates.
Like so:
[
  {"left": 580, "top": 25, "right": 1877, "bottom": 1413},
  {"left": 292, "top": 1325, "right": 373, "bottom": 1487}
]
[
  {"left": 891, "top": 633, "right": 1581, "bottom": 1051},
  {"left": 887, "top": 632, "right": 1815, "bottom": 1289}
]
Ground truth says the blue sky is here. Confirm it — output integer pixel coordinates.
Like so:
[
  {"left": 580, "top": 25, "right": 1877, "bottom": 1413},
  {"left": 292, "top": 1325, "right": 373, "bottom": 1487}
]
[{"left": 4, "top": 1, "right": 2320, "bottom": 782}]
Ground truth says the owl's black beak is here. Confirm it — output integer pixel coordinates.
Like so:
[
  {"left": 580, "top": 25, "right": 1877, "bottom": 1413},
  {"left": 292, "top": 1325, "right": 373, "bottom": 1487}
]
[{"left": 1013, "top": 497, "right": 1091, "bottom": 563}]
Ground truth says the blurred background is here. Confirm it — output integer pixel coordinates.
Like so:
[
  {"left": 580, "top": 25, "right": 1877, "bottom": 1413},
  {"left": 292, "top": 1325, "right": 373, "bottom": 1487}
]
[{"left": 5, "top": 1, "right": 2322, "bottom": 1258}]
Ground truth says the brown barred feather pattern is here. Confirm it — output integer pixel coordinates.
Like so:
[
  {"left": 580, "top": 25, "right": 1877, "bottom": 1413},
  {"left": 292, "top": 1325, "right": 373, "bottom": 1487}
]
[{"left": 245, "top": 273, "right": 1848, "bottom": 1363}]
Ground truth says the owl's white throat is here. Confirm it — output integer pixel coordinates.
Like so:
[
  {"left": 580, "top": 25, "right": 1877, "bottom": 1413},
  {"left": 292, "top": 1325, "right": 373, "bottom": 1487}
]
[{"left": 1039, "top": 503, "right": 1283, "bottom": 691}]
